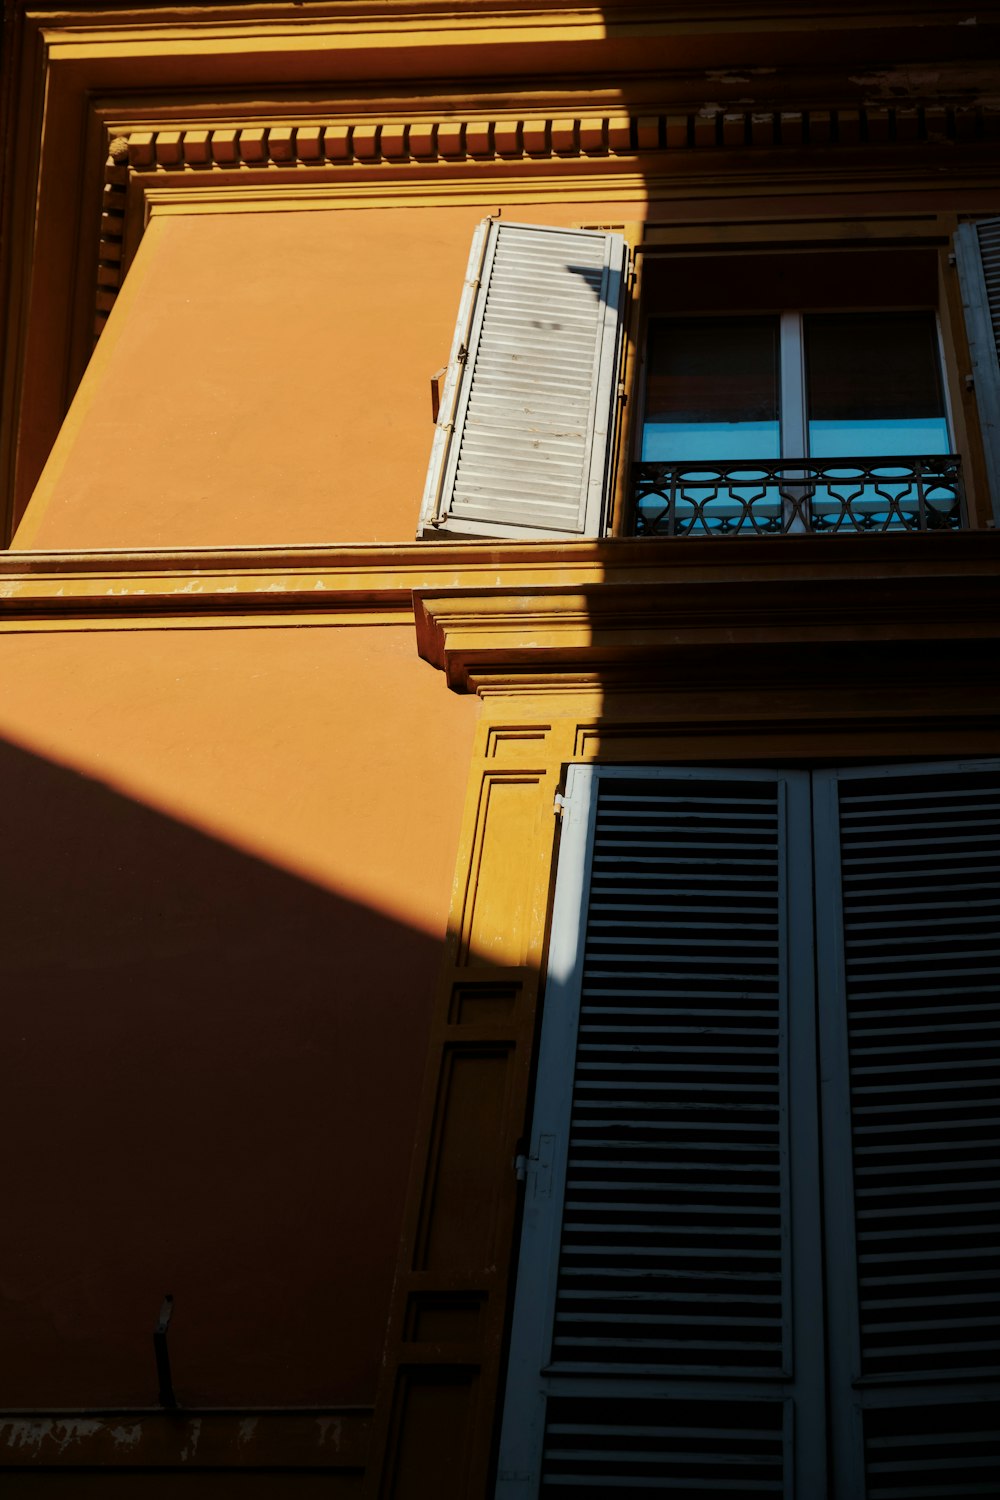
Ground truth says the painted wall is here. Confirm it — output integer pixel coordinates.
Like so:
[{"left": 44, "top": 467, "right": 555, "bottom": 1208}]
[
  {"left": 15, "top": 184, "right": 1000, "bottom": 552},
  {"left": 14, "top": 199, "right": 637, "bottom": 551},
  {"left": 0, "top": 622, "right": 477, "bottom": 1406}
]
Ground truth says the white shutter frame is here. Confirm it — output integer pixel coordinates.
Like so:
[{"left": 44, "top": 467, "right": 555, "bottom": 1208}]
[
  {"left": 418, "top": 221, "right": 628, "bottom": 540},
  {"left": 954, "top": 218, "right": 1000, "bottom": 526}
]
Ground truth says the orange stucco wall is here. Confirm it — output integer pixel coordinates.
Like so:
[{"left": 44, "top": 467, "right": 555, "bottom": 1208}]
[
  {"left": 0, "top": 622, "right": 477, "bottom": 1405},
  {"left": 16, "top": 185, "right": 1000, "bottom": 552},
  {"left": 15, "top": 198, "right": 638, "bottom": 551}
]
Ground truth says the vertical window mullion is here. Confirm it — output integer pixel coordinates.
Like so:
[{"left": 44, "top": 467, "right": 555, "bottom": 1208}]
[
  {"left": 779, "top": 312, "right": 809, "bottom": 530},
  {"left": 812, "top": 770, "right": 868, "bottom": 1500},
  {"left": 779, "top": 311, "right": 808, "bottom": 457},
  {"left": 782, "top": 771, "right": 829, "bottom": 1497}
]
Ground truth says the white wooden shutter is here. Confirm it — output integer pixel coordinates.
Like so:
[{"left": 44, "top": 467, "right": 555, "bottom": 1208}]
[
  {"left": 419, "top": 221, "right": 627, "bottom": 540},
  {"left": 954, "top": 218, "right": 1000, "bottom": 526},
  {"left": 496, "top": 766, "right": 826, "bottom": 1497},
  {"left": 815, "top": 759, "right": 1000, "bottom": 1499}
]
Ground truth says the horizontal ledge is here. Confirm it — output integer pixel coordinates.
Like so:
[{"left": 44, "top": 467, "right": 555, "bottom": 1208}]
[
  {"left": 412, "top": 556, "right": 1000, "bottom": 689},
  {"left": 2, "top": 531, "right": 1000, "bottom": 607}
]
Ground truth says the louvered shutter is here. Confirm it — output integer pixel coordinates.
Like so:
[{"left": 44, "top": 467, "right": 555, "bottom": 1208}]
[
  {"left": 814, "top": 760, "right": 1000, "bottom": 1499},
  {"left": 954, "top": 219, "right": 1000, "bottom": 526},
  {"left": 496, "top": 766, "right": 826, "bottom": 1497},
  {"left": 419, "top": 221, "right": 627, "bottom": 540}
]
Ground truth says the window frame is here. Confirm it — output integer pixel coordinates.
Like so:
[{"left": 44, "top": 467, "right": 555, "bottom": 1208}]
[
  {"left": 607, "top": 214, "right": 991, "bottom": 536},
  {"left": 639, "top": 307, "right": 954, "bottom": 462}
]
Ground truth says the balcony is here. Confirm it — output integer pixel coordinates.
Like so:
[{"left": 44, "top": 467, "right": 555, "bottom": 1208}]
[{"left": 633, "top": 456, "right": 966, "bottom": 537}]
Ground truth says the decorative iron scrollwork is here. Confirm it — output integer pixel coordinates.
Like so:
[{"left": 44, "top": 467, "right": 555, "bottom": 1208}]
[{"left": 633, "top": 456, "right": 966, "bottom": 536}]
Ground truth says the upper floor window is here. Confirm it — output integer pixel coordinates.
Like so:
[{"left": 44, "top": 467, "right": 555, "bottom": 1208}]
[
  {"left": 638, "top": 306, "right": 956, "bottom": 534},
  {"left": 642, "top": 310, "right": 949, "bottom": 463},
  {"left": 418, "top": 218, "right": 1000, "bottom": 541}
]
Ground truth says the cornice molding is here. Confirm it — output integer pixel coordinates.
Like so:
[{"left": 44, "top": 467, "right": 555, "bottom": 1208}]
[
  {"left": 91, "top": 102, "right": 1000, "bottom": 337},
  {"left": 410, "top": 539, "right": 1000, "bottom": 691},
  {"left": 3, "top": 534, "right": 999, "bottom": 639},
  {"left": 30, "top": 3, "right": 1000, "bottom": 39},
  {"left": 122, "top": 104, "right": 1000, "bottom": 172}
]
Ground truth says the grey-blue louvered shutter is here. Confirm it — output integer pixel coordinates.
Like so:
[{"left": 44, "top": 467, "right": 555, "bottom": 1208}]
[
  {"left": 419, "top": 221, "right": 628, "bottom": 539},
  {"left": 496, "top": 765, "right": 826, "bottom": 1498},
  {"left": 954, "top": 218, "right": 1000, "bottom": 526},
  {"left": 814, "top": 759, "right": 1000, "bottom": 1500}
]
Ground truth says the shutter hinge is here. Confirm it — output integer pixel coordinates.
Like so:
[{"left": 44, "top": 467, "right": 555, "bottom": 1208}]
[
  {"left": 553, "top": 792, "right": 568, "bottom": 817},
  {"left": 965, "top": 373, "right": 975, "bottom": 391},
  {"left": 948, "top": 251, "right": 957, "bottom": 267},
  {"left": 617, "top": 380, "right": 628, "bottom": 404},
  {"left": 457, "top": 343, "right": 469, "bottom": 364},
  {"left": 514, "top": 1135, "right": 555, "bottom": 1197}
]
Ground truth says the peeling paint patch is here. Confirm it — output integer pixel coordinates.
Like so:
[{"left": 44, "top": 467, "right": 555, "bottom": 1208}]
[
  {"left": 110, "top": 1423, "right": 142, "bottom": 1451},
  {"left": 1, "top": 1419, "right": 103, "bottom": 1453},
  {"left": 959, "top": 15, "right": 978, "bottom": 23},
  {"left": 849, "top": 68, "right": 942, "bottom": 94},
  {"left": 238, "top": 1417, "right": 258, "bottom": 1445},
  {"left": 1, "top": 1421, "right": 46, "bottom": 1454},
  {"left": 316, "top": 1416, "right": 343, "bottom": 1450},
  {"left": 179, "top": 1417, "right": 201, "bottom": 1463}
]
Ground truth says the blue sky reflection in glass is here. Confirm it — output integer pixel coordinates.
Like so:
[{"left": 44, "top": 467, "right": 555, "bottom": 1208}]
[{"left": 641, "top": 316, "right": 780, "bottom": 462}]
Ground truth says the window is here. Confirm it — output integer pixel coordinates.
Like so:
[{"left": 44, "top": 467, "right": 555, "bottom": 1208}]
[
  {"left": 495, "top": 761, "right": 1000, "bottom": 1497},
  {"left": 419, "top": 218, "right": 1000, "bottom": 540},
  {"left": 634, "top": 245, "right": 958, "bottom": 535}
]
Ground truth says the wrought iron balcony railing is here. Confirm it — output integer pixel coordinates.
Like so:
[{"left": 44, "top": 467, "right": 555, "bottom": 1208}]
[{"left": 633, "top": 455, "right": 966, "bottom": 536}]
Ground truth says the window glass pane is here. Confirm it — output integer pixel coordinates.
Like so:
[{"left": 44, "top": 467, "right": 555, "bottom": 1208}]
[
  {"left": 805, "top": 312, "right": 949, "bottom": 458},
  {"left": 642, "top": 316, "right": 780, "bottom": 461}
]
